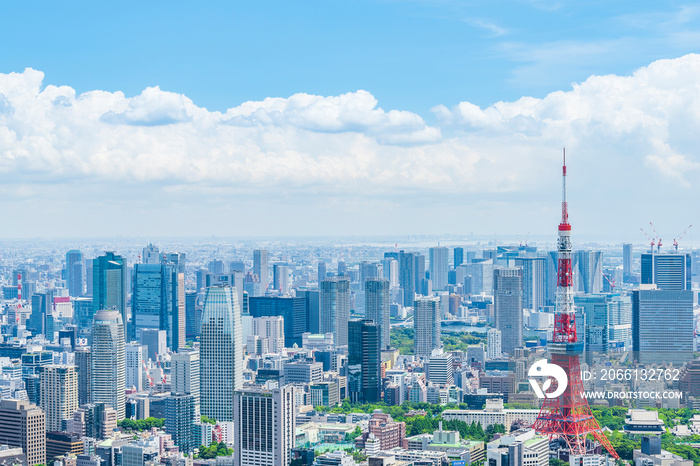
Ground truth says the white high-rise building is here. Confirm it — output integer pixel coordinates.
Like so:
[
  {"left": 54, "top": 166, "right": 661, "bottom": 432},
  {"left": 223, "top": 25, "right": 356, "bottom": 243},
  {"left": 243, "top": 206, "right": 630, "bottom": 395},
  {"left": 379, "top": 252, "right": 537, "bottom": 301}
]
[
  {"left": 233, "top": 385, "right": 295, "bottom": 466},
  {"left": 91, "top": 310, "right": 125, "bottom": 420},
  {"left": 40, "top": 364, "right": 78, "bottom": 431},
  {"left": 320, "top": 276, "right": 350, "bottom": 347},
  {"left": 125, "top": 343, "right": 144, "bottom": 391},
  {"left": 429, "top": 246, "right": 450, "bottom": 291},
  {"left": 414, "top": 296, "right": 441, "bottom": 358},
  {"left": 253, "top": 250, "right": 269, "bottom": 288},
  {"left": 382, "top": 258, "right": 399, "bottom": 288},
  {"left": 252, "top": 316, "right": 285, "bottom": 353},
  {"left": 200, "top": 286, "right": 243, "bottom": 422},
  {"left": 487, "top": 328, "right": 502, "bottom": 360},
  {"left": 171, "top": 349, "right": 200, "bottom": 416}
]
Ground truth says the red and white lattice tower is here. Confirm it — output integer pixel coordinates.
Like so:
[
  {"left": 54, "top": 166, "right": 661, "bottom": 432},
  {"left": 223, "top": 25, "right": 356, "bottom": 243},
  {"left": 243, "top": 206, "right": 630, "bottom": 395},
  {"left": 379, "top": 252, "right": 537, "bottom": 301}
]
[{"left": 531, "top": 150, "right": 619, "bottom": 459}]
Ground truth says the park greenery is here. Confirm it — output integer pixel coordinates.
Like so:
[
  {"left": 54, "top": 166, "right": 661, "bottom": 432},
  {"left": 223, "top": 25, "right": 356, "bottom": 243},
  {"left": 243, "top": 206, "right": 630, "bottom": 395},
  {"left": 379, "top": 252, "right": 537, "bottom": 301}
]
[
  {"left": 390, "top": 327, "right": 486, "bottom": 355},
  {"left": 118, "top": 417, "right": 164, "bottom": 431},
  {"left": 200, "top": 415, "right": 217, "bottom": 425},
  {"left": 196, "top": 441, "right": 233, "bottom": 459},
  {"left": 318, "top": 401, "right": 700, "bottom": 465}
]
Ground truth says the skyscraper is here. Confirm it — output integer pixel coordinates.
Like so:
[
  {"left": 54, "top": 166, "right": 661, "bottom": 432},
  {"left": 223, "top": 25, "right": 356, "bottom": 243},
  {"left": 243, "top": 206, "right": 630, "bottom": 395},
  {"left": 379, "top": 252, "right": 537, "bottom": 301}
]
[
  {"left": 348, "top": 320, "right": 381, "bottom": 403},
  {"left": 487, "top": 328, "right": 502, "bottom": 360},
  {"left": 29, "top": 291, "right": 52, "bottom": 337},
  {"left": 454, "top": 247, "right": 464, "bottom": 268},
  {"left": 171, "top": 350, "right": 200, "bottom": 416},
  {"left": 200, "top": 286, "right": 243, "bottom": 422},
  {"left": 382, "top": 258, "right": 399, "bottom": 288},
  {"left": 253, "top": 249, "right": 269, "bottom": 288},
  {"left": 0, "top": 399, "right": 46, "bottom": 466},
  {"left": 641, "top": 252, "right": 692, "bottom": 291},
  {"left": 165, "top": 394, "right": 196, "bottom": 453},
  {"left": 414, "top": 296, "right": 441, "bottom": 358},
  {"left": 398, "top": 251, "right": 416, "bottom": 306},
  {"left": 414, "top": 254, "right": 426, "bottom": 293},
  {"left": 93, "top": 252, "right": 127, "bottom": 334},
  {"left": 429, "top": 247, "right": 449, "bottom": 291},
  {"left": 493, "top": 267, "right": 523, "bottom": 355},
  {"left": 40, "top": 365, "right": 78, "bottom": 432},
  {"left": 75, "top": 347, "right": 91, "bottom": 406},
  {"left": 131, "top": 262, "right": 185, "bottom": 349},
  {"left": 248, "top": 296, "right": 306, "bottom": 347},
  {"left": 233, "top": 386, "right": 295, "bottom": 466},
  {"left": 515, "top": 257, "right": 546, "bottom": 311},
  {"left": 142, "top": 244, "right": 160, "bottom": 265},
  {"left": 365, "top": 278, "right": 390, "bottom": 351},
  {"left": 320, "top": 277, "right": 350, "bottom": 347},
  {"left": 91, "top": 310, "right": 125, "bottom": 420},
  {"left": 622, "top": 243, "right": 633, "bottom": 281},
  {"left": 317, "top": 261, "right": 327, "bottom": 284},
  {"left": 574, "top": 250, "right": 603, "bottom": 294},
  {"left": 632, "top": 289, "right": 693, "bottom": 365},
  {"left": 66, "top": 250, "right": 84, "bottom": 297},
  {"left": 273, "top": 264, "right": 290, "bottom": 294},
  {"left": 125, "top": 344, "right": 144, "bottom": 391}
]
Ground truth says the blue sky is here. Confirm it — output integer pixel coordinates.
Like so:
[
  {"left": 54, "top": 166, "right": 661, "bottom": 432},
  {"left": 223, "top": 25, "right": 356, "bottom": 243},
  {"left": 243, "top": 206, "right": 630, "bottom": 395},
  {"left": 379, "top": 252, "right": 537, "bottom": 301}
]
[
  {"left": 3, "top": 1, "right": 697, "bottom": 115},
  {"left": 1, "top": 1, "right": 700, "bottom": 240}
]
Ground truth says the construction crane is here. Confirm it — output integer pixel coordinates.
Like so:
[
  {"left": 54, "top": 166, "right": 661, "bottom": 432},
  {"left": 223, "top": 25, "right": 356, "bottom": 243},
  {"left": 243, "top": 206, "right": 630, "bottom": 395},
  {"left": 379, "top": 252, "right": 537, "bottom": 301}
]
[
  {"left": 674, "top": 225, "right": 693, "bottom": 253},
  {"left": 649, "top": 222, "right": 661, "bottom": 253},
  {"left": 640, "top": 227, "right": 655, "bottom": 252},
  {"left": 603, "top": 273, "right": 615, "bottom": 291}
]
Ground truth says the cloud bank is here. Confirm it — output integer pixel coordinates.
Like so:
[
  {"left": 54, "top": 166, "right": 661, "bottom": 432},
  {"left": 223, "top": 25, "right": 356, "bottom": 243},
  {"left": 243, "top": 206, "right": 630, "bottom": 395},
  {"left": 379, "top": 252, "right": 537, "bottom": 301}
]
[{"left": 1, "top": 55, "right": 700, "bottom": 236}]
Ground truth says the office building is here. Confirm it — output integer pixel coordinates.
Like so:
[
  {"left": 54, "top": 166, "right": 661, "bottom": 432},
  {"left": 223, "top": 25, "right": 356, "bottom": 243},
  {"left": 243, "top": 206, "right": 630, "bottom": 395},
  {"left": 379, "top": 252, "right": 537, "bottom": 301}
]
[
  {"left": 297, "top": 290, "right": 320, "bottom": 335},
  {"left": 91, "top": 310, "right": 125, "bottom": 420},
  {"left": 29, "top": 292, "right": 52, "bottom": 337},
  {"left": 623, "top": 243, "right": 633, "bottom": 281},
  {"left": 632, "top": 289, "right": 693, "bottom": 365},
  {"left": 249, "top": 296, "right": 306, "bottom": 347},
  {"left": 69, "top": 403, "right": 117, "bottom": 440},
  {"left": 574, "top": 250, "right": 603, "bottom": 294},
  {"left": 414, "top": 297, "right": 441, "bottom": 358},
  {"left": 427, "top": 352, "right": 454, "bottom": 386},
  {"left": 320, "top": 277, "right": 350, "bottom": 347},
  {"left": 0, "top": 399, "right": 46, "bottom": 466},
  {"left": 487, "top": 328, "right": 502, "bottom": 360},
  {"left": 171, "top": 350, "right": 200, "bottom": 416},
  {"left": 515, "top": 257, "right": 546, "bottom": 311},
  {"left": 273, "top": 264, "right": 290, "bottom": 295},
  {"left": 398, "top": 251, "right": 417, "bottom": 306},
  {"left": 252, "top": 316, "right": 285, "bottom": 353},
  {"left": 46, "top": 431, "right": 83, "bottom": 463},
  {"left": 125, "top": 344, "right": 144, "bottom": 391},
  {"left": 74, "top": 297, "right": 94, "bottom": 331},
  {"left": 140, "top": 329, "right": 166, "bottom": 362},
  {"left": 66, "top": 250, "right": 84, "bottom": 298},
  {"left": 365, "top": 278, "right": 390, "bottom": 350},
  {"left": 493, "top": 267, "right": 523, "bottom": 355},
  {"left": 233, "top": 385, "right": 295, "bottom": 466},
  {"left": 486, "top": 428, "right": 548, "bottom": 466},
  {"left": 74, "top": 347, "right": 91, "bottom": 406},
  {"left": 131, "top": 262, "right": 185, "bottom": 349},
  {"left": 165, "top": 394, "right": 196, "bottom": 453},
  {"left": 92, "top": 252, "right": 127, "bottom": 334},
  {"left": 309, "top": 382, "right": 340, "bottom": 408},
  {"left": 185, "top": 291, "right": 199, "bottom": 339},
  {"left": 200, "top": 286, "right": 243, "bottom": 422},
  {"left": 575, "top": 293, "right": 632, "bottom": 354},
  {"left": 454, "top": 247, "right": 464, "bottom": 268},
  {"left": 283, "top": 361, "right": 323, "bottom": 384},
  {"left": 641, "top": 252, "right": 691, "bottom": 290},
  {"left": 429, "top": 247, "right": 449, "bottom": 291},
  {"left": 40, "top": 365, "right": 78, "bottom": 432},
  {"left": 348, "top": 320, "right": 381, "bottom": 403},
  {"left": 253, "top": 249, "right": 269, "bottom": 288},
  {"left": 382, "top": 258, "right": 399, "bottom": 288},
  {"left": 317, "top": 262, "right": 327, "bottom": 284}
]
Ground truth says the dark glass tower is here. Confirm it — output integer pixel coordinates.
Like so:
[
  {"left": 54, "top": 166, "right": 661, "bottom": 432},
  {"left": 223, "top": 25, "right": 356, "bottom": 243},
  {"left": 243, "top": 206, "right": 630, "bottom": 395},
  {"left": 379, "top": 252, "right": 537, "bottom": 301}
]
[{"left": 348, "top": 319, "right": 381, "bottom": 403}]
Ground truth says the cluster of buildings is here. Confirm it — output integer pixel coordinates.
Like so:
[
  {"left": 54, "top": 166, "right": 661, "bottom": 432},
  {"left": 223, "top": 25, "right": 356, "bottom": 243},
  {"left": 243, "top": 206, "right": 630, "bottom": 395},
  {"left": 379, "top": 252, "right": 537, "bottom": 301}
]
[{"left": 0, "top": 237, "right": 696, "bottom": 466}]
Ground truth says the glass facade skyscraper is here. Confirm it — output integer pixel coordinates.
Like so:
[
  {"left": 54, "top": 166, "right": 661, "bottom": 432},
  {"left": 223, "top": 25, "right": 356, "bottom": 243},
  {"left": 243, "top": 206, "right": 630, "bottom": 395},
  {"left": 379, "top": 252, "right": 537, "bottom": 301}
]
[
  {"left": 200, "top": 286, "right": 243, "bottom": 422},
  {"left": 93, "top": 252, "right": 127, "bottom": 334}
]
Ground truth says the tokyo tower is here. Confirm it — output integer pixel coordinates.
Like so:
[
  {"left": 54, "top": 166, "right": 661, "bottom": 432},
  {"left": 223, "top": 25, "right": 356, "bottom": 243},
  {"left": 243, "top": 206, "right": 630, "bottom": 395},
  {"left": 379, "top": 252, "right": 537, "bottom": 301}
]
[{"left": 531, "top": 150, "right": 619, "bottom": 459}]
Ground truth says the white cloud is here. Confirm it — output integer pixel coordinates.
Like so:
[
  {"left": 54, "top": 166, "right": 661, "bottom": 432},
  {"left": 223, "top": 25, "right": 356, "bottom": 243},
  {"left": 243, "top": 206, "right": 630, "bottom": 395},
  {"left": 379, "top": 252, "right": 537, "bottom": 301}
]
[{"left": 1, "top": 55, "right": 700, "bottom": 237}]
